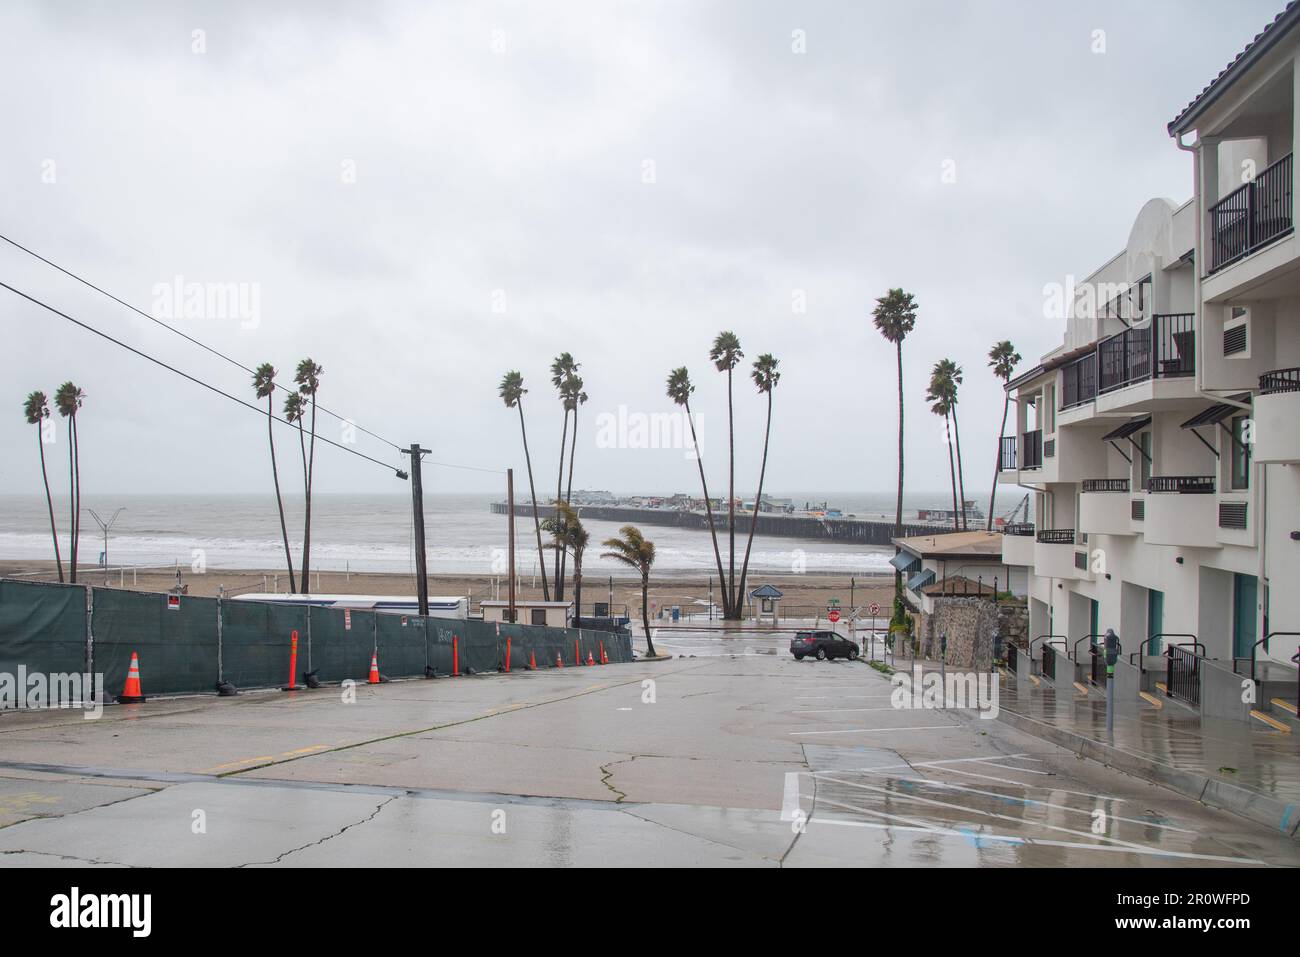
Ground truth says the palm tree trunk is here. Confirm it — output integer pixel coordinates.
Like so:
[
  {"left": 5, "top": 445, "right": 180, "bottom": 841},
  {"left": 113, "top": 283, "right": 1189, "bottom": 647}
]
[
  {"left": 573, "top": 551, "right": 583, "bottom": 627},
  {"left": 726, "top": 367, "right": 736, "bottom": 617},
  {"left": 517, "top": 401, "right": 550, "bottom": 601},
  {"left": 37, "top": 427, "right": 64, "bottom": 582},
  {"left": 893, "top": 341, "right": 904, "bottom": 598},
  {"left": 268, "top": 397, "right": 296, "bottom": 593},
  {"left": 946, "top": 413, "right": 959, "bottom": 531},
  {"left": 685, "top": 399, "right": 731, "bottom": 617},
  {"left": 296, "top": 419, "right": 308, "bottom": 593},
  {"left": 736, "top": 389, "right": 772, "bottom": 611},
  {"left": 553, "top": 409, "right": 569, "bottom": 599},
  {"left": 69, "top": 413, "right": 80, "bottom": 583},
  {"left": 952, "top": 402, "right": 968, "bottom": 530},
  {"left": 560, "top": 405, "right": 578, "bottom": 603},
  {"left": 303, "top": 397, "right": 317, "bottom": 594},
  {"left": 987, "top": 394, "right": 1010, "bottom": 531},
  {"left": 641, "top": 573, "right": 655, "bottom": 658}
]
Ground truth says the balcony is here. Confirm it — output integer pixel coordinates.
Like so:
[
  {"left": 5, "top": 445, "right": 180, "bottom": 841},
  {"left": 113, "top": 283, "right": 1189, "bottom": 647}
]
[
  {"left": 1033, "top": 528, "right": 1087, "bottom": 579},
  {"left": 1097, "top": 314, "right": 1195, "bottom": 394},
  {"left": 1143, "top": 475, "right": 1218, "bottom": 548},
  {"left": 1208, "top": 153, "right": 1293, "bottom": 274},
  {"left": 998, "top": 435, "right": 1017, "bottom": 471},
  {"left": 1001, "top": 523, "right": 1035, "bottom": 566},
  {"left": 1254, "top": 368, "right": 1300, "bottom": 464},
  {"left": 1079, "top": 478, "right": 1134, "bottom": 536}
]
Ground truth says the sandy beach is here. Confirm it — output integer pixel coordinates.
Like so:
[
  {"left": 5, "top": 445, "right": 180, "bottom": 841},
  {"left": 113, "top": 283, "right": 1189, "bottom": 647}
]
[{"left": 0, "top": 559, "right": 896, "bottom": 621}]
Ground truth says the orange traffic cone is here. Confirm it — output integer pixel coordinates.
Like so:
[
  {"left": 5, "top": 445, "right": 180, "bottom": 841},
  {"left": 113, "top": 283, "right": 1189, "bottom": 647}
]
[
  {"left": 586, "top": 651, "right": 595, "bottom": 666},
  {"left": 599, "top": 641, "right": 608, "bottom": 665},
  {"left": 368, "top": 653, "right": 381, "bottom": 684},
  {"left": 119, "top": 651, "right": 146, "bottom": 703},
  {"left": 528, "top": 650, "right": 537, "bottom": 670},
  {"left": 556, "top": 652, "right": 564, "bottom": 668}
]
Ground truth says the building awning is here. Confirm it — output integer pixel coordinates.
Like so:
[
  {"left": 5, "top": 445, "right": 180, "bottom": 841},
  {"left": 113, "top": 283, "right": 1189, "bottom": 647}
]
[
  {"left": 1180, "top": 395, "right": 1250, "bottom": 429},
  {"left": 889, "top": 551, "right": 916, "bottom": 571},
  {"left": 906, "top": 568, "right": 936, "bottom": 592},
  {"left": 1101, "top": 416, "right": 1152, "bottom": 441}
]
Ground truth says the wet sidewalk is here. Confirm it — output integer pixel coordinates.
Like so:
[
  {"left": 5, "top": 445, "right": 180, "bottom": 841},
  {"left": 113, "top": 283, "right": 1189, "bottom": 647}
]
[{"left": 993, "top": 672, "right": 1300, "bottom": 836}]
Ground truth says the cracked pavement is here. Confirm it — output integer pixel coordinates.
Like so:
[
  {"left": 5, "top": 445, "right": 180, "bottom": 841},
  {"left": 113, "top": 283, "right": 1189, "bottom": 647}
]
[{"left": 0, "top": 629, "right": 1297, "bottom": 866}]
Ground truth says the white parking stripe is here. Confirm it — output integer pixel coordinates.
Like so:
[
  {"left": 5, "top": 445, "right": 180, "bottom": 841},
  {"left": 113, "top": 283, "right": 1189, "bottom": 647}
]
[
  {"left": 790, "top": 726, "right": 954, "bottom": 735},
  {"left": 781, "top": 773, "right": 802, "bottom": 821}
]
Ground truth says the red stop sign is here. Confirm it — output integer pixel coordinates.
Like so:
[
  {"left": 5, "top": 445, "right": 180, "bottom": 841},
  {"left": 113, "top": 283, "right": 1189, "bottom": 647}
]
[{"left": 828, "top": 609, "right": 841, "bottom": 623}]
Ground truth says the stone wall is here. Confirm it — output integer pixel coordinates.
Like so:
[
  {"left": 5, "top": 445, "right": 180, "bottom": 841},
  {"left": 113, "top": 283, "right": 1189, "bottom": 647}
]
[{"left": 920, "top": 598, "right": 1028, "bottom": 670}]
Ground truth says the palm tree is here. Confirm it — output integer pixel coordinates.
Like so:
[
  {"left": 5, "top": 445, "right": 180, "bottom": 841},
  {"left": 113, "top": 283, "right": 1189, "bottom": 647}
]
[
  {"left": 736, "top": 354, "right": 780, "bottom": 612},
  {"left": 24, "top": 391, "right": 63, "bottom": 582},
  {"left": 254, "top": 363, "right": 296, "bottom": 593},
  {"left": 986, "top": 341, "right": 1021, "bottom": 530},
  {"left": 872, "top": 289, "right": 918, "bottom": 597},
  {"left": 549, "top": 352, "right": 578, "bottom": 598},
  {"left": 666, "top": 367, "right": 731, "bottom": 618},
  {"left": 708, "top": 331, "right": 744, "bottom": 617},
  {"left": 284, "top": 391, "right": 308, "bottom": 593},
  {"left": 499, "top": 371, "right": 550, "bottom": 601},
  {"left": 558, "top": 372, "right": 587, "bottom": 601},
  {"left": 542, "top": 501, "right": 588, "bottom": 624},
  {"left": 934, "top": 358, "right": 967, "bottom": 529},
  {"left": 602, "top": 525, "right": 657, "bottom": 659},
  {"left": 294, "top": 359, "right": 323, "bottom": 594},
  {"left": 927, "top": 365, "right": 960, "bottom": 531},
  {"left": 54, "top": 382, "right": 84, "bottom": 583}
]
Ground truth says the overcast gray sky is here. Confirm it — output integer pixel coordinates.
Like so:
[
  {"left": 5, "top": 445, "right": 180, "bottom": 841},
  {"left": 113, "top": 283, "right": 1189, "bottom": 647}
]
[{"left": 0, "top": 0, "right": 1282, "bottom": 499}]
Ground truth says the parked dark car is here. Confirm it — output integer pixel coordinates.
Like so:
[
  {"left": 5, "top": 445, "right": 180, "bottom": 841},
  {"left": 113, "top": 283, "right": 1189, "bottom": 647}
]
[{"left": 790, "top": 630, "right": 858, "bottom": 661}]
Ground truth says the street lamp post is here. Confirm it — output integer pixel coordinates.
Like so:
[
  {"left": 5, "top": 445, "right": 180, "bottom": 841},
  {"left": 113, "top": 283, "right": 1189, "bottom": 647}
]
[{"left": 87, "top": 507, "right": 125, "bottom": 585}]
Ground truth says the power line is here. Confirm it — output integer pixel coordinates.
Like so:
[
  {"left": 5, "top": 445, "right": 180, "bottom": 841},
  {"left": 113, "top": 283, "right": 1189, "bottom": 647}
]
[
  {"left": 0, "top": 279, "right": 405, "bottom": 477},
  {"left": 0, "top": 231, "right": 402, "bottom": 452}
]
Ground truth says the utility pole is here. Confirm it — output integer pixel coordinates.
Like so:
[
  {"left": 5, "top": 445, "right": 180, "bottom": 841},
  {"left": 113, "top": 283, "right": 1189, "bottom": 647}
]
[
  {"left": 402, "top": 445, "right": 430, "bottom": 616},
  {"left": 507, "top": 468, "right": 516, "bottom": 623}
]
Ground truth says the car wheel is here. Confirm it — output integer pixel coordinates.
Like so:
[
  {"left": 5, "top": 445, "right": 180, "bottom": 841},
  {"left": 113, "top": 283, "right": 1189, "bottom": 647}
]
[
  {"left": 815, "top": 648, "right": 827, "bottom": 661},
  {"left": 793, "top": 653, "right": 804, "bottom": 661},
  {"left": 848, "top": 646, "right": 859, "bottom": 660}
]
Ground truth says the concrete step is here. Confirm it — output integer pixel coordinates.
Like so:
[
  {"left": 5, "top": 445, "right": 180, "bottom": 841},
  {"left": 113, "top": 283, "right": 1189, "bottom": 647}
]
[
  {"left": 1138, "top": 691, "right": 1164, "bottom": 710},
  {"left": 1249, "top": 709, "right": 1292, "bottom": 734}
]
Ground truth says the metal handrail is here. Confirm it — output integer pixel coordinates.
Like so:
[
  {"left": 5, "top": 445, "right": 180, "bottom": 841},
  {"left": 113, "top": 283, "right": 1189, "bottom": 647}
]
[
  {"left": 1250, "top": 631, "right": 1300, "bottom": 684},
  {"left": 1028, "top": 634, "right": 1068, "bottom": 655},
  {"left": 1128, "top": 634, "right": 1195, "bottom": 675},
  {"left": 1072, "top": 633, "right": 1103, "bottom": 661}
]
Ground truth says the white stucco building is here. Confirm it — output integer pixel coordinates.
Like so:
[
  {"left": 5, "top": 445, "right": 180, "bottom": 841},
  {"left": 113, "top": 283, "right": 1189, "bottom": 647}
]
[{"left": 998, "top": 3, "right": 1300, "bottom": 725}]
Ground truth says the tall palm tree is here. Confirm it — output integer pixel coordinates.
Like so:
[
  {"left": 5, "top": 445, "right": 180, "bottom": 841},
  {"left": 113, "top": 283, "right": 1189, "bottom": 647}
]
[
  {"left": 558, "top": 372, "right": 587, "bottom": 601},
  {"left": 499, "top": 371, "right": 550, "bottom": 601},
  {"left": 736, "top": 354, "right": 780, "bottom": 612},
  {"left": 284, "top": 391, "right": 308, "bottom": 593},
  {"left": 708, "top": 331, "right": 744, "bottom": 617},
  {"left": 253, "top": 363, "right": 296, "bottom": 593},
  {"left": 542, "top": 501, "right": 588, "bottom": 624},
  {"left": 24, "top": 391, "right": 63, "bottom": 582},
  {"left": 986, "top": 341, "right": 1021, "bottom": 530},
  {"left": 54, "top": 382, "right": 84, "bottom": 583},
  {"left": 294, "top": 359, "right": 323, "bottom": 594},
  {"left": 872, "top": 289, "right": 917, "bottom": 598},
  {"left": 549, "top": 352, "right": 578, "bottom": 597},
  {"left": 934, "top": 358, "right": 968, "bottom": 529},
  {"left": 666, "top": 367, "right": 731, "bottom": 618},
  {"left": 927, "top": 366, "right": 960, "bottom": 532},
  {"left": 602, "top": 525, "right": 657, "bottom": 659}
]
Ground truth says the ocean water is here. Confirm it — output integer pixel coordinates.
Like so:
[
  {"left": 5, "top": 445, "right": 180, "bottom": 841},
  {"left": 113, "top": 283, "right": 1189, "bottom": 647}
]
[{"left": 0, "top": 491, "right": 1002, "bottom": 579}]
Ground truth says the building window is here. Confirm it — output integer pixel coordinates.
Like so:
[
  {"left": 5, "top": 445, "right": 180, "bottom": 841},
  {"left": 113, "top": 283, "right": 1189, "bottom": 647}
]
[
  {"left": 1044, "top": 385, "right": 1056, "bottom": 433},
  {"left": 1230, "top": 415, "right": 1251, "bottom": 490},
  {"left": 531, "top": 608, "right": 547, "bottom": 626}
]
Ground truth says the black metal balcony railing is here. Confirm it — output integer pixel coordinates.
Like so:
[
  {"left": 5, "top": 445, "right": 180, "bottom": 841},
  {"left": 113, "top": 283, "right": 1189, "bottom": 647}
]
[
  {"left": 1096, "top": 314, "right": 1194, "bottom": 394},
  {"left": 998, "top": 435, "right": 1017, "bottom": 471},
  {"left": 1042, "top": 644, "right": 1057, "bottom": 680},
  {"left": 1002, "top": 522, "right": 1035, "bottom": 537},
  {"left": 1165, "top": 645, "right": 1203, "bottom": 708},
  {"left": 1081, "top": 478, "right": 1129, "bottom": 493},
  {"left": 1061, "top": 352, "right": 1097, "bottom": 409},
  {"left": 1147, "top": 475, "right": 1215, "bottom": 494},
  {"left": 1036, "top": 528, "right": 1076, "bottom": 545},
  {"left": 1208, "top": 152, "right": 1293, "bottom": 273},
  {"left": 1021, "top": 429, "right": 1043, "bottom": 470},
  {"left": 1260, "top": 367, "right": 1300, "bottom": 395}
]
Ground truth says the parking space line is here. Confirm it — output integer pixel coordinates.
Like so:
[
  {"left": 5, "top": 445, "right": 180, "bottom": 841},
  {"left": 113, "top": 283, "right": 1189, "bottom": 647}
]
[{"left": 790, "top": 726, "right": 954, "bottom": 736}]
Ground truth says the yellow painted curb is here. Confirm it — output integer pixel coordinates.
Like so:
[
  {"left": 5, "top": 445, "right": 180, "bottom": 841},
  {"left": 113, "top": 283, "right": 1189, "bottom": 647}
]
[
  {"left": 1138, "top": 691, "right": 1163, "bottom": 709},
  {"left": 1250, "top": 710, "right": 1292, "bottom": 733}
]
